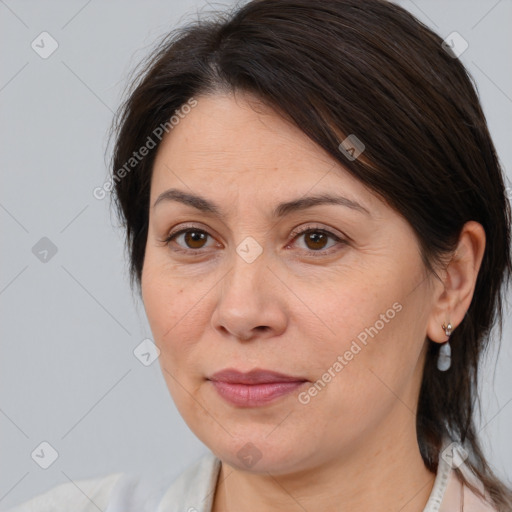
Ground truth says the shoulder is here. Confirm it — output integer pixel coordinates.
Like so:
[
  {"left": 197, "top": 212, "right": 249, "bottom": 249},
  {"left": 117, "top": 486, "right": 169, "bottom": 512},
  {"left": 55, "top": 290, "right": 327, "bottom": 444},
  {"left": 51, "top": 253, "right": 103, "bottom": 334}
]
[
  {"left": 426, "top": 439, "right": 500, "bottom": 512},
  {"left": 449, "top": 472, "right": 500, "bottom": 512},
  {"left": 5, "top": 452, "right": 221, "bottom": 512},
  {"left": 438, "top": 457, "right": 499, "bottom": 512},
  {"left": 5, "top": 472, "right": 125, "bottom": 512},
  {"left": 157, "top": 451, "right": 222, "bottom": 511}
]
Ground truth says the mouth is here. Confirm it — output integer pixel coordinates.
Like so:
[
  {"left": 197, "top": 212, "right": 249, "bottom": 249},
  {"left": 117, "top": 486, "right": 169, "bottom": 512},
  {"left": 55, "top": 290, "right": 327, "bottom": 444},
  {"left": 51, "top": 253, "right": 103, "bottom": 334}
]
[{"left": 207, "top": 368, "right": 309, "bottom": 407}]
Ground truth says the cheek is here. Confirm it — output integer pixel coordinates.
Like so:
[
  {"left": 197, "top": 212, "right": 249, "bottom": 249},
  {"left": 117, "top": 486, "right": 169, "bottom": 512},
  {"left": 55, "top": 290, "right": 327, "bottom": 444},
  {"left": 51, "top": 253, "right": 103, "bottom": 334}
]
[
  {"left": 141, "top": 269, "right": 208, "bottom": 413},
  {"left": 295, "top": 267, "right": 422, "bottom": 404},
  {"left": 294, "top": 269, "right": 395, "bottom": 353},
  {"left": 141, "top": 261, "right": 202, "bottom": 364}
]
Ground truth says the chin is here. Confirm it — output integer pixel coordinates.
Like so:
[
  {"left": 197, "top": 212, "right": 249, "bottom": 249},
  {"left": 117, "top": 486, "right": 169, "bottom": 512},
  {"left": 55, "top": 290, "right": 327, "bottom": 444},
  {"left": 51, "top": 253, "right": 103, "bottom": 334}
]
[{"left": 201, "top": 428, "right": 316, "bottom": 475}]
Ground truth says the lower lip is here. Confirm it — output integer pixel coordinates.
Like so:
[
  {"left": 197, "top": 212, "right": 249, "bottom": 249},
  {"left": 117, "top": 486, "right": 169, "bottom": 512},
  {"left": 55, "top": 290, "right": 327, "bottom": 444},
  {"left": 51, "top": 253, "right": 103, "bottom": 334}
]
[{"left": 210, "top": 380, "right": 306, "bottom": 407}]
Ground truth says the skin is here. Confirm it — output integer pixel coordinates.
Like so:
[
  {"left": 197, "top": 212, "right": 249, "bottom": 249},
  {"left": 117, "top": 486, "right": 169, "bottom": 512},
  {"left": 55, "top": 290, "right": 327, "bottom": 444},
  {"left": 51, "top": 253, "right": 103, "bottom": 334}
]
[{"left": 141, "top": 91, "right": 486, "bottom": 511}]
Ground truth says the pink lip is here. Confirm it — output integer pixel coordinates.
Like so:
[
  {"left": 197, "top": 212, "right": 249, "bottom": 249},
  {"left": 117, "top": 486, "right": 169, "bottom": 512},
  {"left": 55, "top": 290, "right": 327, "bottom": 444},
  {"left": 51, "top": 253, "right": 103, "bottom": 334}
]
[{"left": 208, "top": 368, "right": 308, "bottom": 407}]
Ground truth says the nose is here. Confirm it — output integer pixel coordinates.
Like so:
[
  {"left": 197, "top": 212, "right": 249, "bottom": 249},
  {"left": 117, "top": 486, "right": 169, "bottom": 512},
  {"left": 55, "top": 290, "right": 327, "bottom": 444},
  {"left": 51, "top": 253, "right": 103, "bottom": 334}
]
[{"left": 210, "top": 250, "right": 288, "bottom": 342}]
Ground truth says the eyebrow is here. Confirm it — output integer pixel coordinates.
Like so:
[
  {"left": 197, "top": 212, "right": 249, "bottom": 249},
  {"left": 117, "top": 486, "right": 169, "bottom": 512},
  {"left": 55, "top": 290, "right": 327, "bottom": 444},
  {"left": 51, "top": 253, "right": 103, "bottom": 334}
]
[{"left": 153, "top": 188, "right": 370, "bottom": 217}]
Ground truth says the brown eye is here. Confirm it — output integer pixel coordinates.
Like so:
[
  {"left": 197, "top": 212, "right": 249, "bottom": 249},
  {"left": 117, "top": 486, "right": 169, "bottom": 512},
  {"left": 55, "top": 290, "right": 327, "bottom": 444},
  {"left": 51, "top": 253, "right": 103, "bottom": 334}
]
[
  {"left": 303, "top": 231, "right": 329, "bottom": 251},
  {"left": 182, "top": 230, "right": 208, "bottom": 249},
  {"left": 290, "top": 226, "right": 347, "bottom": 256},
  {"left": 163, "top": 228, "right": 216, "bottom": 252}
]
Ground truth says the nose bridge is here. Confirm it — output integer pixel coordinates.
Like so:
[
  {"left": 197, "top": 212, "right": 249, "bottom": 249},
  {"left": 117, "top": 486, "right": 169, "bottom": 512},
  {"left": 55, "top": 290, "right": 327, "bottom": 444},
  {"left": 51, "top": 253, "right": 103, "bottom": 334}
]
[
  {"left": 222, "top": 241, "right": 269, "bottom": 306},
  {"left": 211, "top": 239, "right": 287, "bottom": 339}
]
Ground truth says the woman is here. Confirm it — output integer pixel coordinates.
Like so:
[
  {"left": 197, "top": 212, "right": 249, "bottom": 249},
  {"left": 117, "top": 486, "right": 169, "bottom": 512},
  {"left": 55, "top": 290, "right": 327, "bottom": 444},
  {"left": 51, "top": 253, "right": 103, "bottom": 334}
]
[{"left": 8, "top": 0, "right": 511, "bottom": 511}]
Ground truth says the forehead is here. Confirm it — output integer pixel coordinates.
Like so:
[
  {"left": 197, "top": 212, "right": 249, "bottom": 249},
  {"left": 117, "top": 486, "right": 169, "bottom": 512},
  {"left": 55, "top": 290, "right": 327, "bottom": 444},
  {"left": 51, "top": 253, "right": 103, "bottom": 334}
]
[
  {"left": 150, "top": 92, "right": 381, "bottom": 215},
  {"left": 154, "top": 92, "right": 331, "bottom": 168}
]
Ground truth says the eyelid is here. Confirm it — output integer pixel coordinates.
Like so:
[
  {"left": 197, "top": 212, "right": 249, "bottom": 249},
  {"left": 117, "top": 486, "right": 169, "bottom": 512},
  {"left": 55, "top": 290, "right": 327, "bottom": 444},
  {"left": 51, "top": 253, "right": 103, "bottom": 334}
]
[
  {"left": 289, "top": 222, "right": 347, "bottom": 242},
  {"left": 164, "top": 222, "right": 210, "bottom": 239}
]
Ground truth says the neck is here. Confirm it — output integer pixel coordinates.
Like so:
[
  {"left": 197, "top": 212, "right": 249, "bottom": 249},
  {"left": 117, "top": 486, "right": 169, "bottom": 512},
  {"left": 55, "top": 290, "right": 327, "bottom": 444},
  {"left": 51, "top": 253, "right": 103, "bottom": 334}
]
[{"left": 212, "top": 413, "right": 435, "bottom": 512}]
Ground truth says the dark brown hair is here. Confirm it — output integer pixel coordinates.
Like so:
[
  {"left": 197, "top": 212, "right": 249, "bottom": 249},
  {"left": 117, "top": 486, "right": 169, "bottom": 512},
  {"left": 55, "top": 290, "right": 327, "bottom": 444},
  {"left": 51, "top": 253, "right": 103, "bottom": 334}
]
[{"left": 108, "top": 0, "right": 512, "bottom": 508}]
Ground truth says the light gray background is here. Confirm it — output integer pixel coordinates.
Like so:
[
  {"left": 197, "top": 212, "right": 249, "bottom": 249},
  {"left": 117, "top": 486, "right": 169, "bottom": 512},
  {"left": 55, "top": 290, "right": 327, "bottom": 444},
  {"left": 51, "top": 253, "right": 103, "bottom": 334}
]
[{"left": 1, "top": 0, "right": 511, "bottom": 509}]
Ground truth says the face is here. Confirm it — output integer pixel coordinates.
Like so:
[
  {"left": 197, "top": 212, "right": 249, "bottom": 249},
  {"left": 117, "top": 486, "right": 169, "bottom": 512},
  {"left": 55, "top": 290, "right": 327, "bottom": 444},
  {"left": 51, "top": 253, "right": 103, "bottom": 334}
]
[{"left": 142, "top": 92, "right": 437, "bottom": 475}]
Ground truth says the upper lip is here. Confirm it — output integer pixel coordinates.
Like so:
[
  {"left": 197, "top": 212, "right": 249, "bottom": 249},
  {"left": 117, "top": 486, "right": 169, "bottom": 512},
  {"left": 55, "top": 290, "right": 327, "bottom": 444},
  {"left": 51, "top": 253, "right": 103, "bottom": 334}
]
[{"left": 208, "top": 368, "right": 308, "bottom": 384}]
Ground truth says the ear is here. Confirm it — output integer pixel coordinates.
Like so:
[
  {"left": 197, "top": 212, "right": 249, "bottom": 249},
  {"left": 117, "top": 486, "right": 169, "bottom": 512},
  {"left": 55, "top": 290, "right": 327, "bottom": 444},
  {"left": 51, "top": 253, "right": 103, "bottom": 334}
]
[{"left": 426, "top": 221, "right": 486, "bottom": 343}]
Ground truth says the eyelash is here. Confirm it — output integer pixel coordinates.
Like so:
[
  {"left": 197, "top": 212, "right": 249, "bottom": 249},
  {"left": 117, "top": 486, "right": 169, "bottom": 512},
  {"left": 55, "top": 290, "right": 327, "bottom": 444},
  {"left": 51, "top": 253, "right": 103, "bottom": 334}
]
[{"left": 159, "top": 223, "right": 347, "bottom": 257}]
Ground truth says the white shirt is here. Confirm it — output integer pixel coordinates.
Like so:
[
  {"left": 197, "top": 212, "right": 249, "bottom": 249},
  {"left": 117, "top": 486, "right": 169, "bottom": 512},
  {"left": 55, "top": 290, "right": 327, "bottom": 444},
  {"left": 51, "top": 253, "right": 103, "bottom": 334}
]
[{"left": 6, "top": 440, "right": 498, "bottom": 512}]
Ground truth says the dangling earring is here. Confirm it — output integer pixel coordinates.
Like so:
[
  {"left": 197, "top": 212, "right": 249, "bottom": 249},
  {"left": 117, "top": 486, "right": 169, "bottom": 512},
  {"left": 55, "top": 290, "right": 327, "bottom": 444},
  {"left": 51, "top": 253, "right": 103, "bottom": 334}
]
[{"left": 437, "top": 322, "right": 452, "bottom": 371}]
